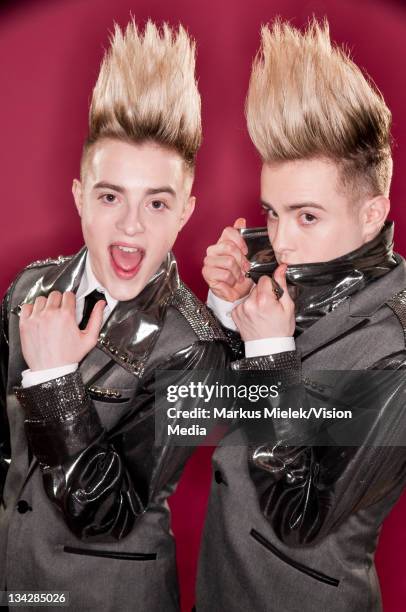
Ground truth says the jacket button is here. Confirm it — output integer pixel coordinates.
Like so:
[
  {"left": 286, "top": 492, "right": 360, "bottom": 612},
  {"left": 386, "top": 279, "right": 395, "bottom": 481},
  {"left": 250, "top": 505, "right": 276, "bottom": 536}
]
[
  {"left": 17, "top": 500, "right": 32, "bottom": 514},
  {"left": 214, "top": 470, "right": 227, "bottom": 485}
]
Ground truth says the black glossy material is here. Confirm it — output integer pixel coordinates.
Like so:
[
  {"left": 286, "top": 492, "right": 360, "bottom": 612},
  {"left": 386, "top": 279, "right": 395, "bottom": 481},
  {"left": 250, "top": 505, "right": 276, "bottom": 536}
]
[
  {"left": 244, "top": 221, "right": 397, "bottom": 333},
  {"left": 242, "top": 222, "right": 406, "bottom": 547},
  {"left": 15, "top": 247, "right": 181, "bottom": 376},
  {"left": 5, "top": 249, "right": 230, "bottom": 540}
]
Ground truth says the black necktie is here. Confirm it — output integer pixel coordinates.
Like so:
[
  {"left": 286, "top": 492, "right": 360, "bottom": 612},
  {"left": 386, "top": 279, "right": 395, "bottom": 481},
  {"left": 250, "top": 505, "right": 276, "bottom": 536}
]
[{"left": 79, "top": 289, "right": 105, "bottom": 330}]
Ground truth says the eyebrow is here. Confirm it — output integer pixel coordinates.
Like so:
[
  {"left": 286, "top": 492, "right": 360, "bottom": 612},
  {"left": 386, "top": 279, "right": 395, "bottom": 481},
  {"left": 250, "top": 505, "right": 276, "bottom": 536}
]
[
  {"left": 93, "top": 181, "right": 126, "bottom": 193},
  {"left": 260, "top": 199, "right": 326, "bottom": 211},
  {"left": 93, "top": 182, "right": 177, "bottom": 197},
  {"left": 146, "top": 186, "right": 176, "bottom": 197}
]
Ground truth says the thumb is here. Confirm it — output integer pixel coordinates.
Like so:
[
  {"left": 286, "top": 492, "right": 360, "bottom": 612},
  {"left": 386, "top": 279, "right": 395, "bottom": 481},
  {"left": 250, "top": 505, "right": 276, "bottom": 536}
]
[
  {"left": 233, "top": 217, "right": 246, "bottom": 230},
  {"left": 84, "top": 300, "right": 106, "bottom": 341},
  {"left": 273, "top": 264, "right": 289, "bottom": 300}
]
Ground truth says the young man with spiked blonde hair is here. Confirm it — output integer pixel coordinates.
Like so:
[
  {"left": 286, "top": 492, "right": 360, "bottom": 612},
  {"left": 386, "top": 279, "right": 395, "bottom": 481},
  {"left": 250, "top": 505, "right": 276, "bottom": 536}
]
[
  {"left": 0, "top": 20, "right": 228, "bottom": 611},
  {"left": 197, "top": 19, "right": 406, "bottom": 611}
]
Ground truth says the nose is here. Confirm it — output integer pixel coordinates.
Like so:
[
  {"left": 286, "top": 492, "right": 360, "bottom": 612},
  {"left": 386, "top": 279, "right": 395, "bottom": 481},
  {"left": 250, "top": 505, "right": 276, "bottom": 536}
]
[
  {"left": 269, "top": 218, "right": 293, "bottom": 260},
  {"left": 116, "top": 202, "right": 145, "bottom": 236}
]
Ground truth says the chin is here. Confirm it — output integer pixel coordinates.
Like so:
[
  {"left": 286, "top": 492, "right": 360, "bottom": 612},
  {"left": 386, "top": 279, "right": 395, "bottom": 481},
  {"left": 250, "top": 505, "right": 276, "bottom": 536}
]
[
  {"left": 111, "top": 286, "right": 143, "bottom": 302},
  {"left": 102, "top": 276, "right": 141, "bottom": 301}
]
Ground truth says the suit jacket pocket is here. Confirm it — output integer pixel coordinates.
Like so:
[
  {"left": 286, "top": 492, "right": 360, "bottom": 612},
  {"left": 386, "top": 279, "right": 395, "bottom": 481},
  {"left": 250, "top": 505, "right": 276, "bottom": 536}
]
[
  {"left": 63, "top": 545, "right": 156, "bottom": 561},
  {"left": 250, "top": 528, "right": 340, "bottom": 587},
  {"left": 87, "top": 387, "right": 135, "bottom": 431}
]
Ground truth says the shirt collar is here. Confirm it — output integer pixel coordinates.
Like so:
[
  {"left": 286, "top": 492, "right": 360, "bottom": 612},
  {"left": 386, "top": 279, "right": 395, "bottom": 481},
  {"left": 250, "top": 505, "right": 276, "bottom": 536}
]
[{"left": 76, "top": 254, "right": 118, "bottom": 313}]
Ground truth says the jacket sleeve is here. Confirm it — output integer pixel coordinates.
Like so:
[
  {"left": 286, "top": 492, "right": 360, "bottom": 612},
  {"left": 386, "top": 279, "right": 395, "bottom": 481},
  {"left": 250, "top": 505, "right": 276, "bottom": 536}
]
[
  {"left": 14, "top": 339, "right": 229, "bottom": 540},
  {"left": 0, "top": 289, "right": 11, "bottom": 505},
  {"left": 233, "top": 350, "right": 406, "bottom": 547}
]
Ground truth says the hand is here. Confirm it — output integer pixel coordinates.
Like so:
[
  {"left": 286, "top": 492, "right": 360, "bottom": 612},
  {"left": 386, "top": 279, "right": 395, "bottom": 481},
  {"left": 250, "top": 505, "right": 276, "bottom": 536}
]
[
  {"left": 231, "top": 265, "right": 295, "bottom": 341},
  {"left": 19, "top": 291, "right": 106, "bottom": 371},
  {"left": 202, "top": 218, "right": 254, "bottom": 302}
]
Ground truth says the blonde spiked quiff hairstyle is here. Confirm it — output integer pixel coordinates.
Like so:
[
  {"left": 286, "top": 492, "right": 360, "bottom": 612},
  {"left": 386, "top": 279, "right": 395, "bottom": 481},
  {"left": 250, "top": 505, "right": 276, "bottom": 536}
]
[
  {"left": 246, "top": 19, "right": 393, "bottom": 199},
  {"left": 82, "top": 20, "right": 201, "bottom": 173}
]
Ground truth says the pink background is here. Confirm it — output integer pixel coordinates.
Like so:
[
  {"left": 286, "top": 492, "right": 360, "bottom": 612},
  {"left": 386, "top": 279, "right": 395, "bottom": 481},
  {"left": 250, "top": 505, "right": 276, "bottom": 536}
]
[{"left": 1, "top": 0, "right": 405, "bottom": 610}]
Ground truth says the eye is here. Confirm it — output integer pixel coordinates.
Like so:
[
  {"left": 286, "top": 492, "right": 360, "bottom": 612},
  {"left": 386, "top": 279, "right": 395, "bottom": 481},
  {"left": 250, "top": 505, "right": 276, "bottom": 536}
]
[
  {"left": 99, "top": 193, "right": 117, "bottom": 205},
  {"left": 300, "top": 212, "right": 317, "bottom": 225},
  {"left": 261, "top": 205, "right": 278, "bottom": 220},
  {"left": 149, "top": 200, "right": 167, "bottom": 211}
]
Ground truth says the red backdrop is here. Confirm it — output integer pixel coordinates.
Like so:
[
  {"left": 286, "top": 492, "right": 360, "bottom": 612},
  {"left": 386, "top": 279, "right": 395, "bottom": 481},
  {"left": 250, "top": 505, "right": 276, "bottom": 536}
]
[{"left": 1, "top": 0, "right": 406, "bottom": 610}]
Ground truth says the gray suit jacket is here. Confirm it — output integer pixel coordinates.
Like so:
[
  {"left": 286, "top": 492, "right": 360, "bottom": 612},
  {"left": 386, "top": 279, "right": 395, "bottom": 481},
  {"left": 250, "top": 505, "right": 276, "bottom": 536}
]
[
  {"left": 0, "top": 248, "right": 229, "bottom": 612},
  {"left": 197, "top": 258, "right": 406, "bottom": 612}
]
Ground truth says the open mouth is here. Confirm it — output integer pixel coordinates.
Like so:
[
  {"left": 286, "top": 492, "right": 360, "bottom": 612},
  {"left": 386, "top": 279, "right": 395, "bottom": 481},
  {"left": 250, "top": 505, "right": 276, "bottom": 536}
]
[{"left": 109, "top": 244, "right": 145, "bottom": 279}]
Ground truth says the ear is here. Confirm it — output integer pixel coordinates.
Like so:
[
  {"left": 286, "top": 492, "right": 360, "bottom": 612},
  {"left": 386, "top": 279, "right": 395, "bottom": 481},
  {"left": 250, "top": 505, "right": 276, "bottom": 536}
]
[
  {"left": 179, "top": 196, "right": 196, "bottom": 231},
  {"left": 72, "top": 179, "right": 83, "bottom": 217},
  {"left": 360, "top": 195, "right": 390, "bottom": 242}
]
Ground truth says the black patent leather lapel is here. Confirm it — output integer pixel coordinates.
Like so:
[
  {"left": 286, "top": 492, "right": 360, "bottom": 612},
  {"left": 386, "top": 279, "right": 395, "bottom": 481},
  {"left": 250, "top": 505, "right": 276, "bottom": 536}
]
[
  {"left": 95, "top": 253, "right": 179, "bottom": 376},
  {"left": 13, "top": 247, "right": 87, "bottom": 311},
  {"left": 12, "top": 247, "right": 180, "bottom": 378}
]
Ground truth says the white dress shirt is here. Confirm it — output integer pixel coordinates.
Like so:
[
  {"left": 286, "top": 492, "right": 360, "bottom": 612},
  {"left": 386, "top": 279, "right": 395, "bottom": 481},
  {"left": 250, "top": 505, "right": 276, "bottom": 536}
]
[
  {"left": 207, "top": 289, "right": 295, "bottom": 357},
  {"left": 21, "top": 255, "right": 117, "bottom": 387}
]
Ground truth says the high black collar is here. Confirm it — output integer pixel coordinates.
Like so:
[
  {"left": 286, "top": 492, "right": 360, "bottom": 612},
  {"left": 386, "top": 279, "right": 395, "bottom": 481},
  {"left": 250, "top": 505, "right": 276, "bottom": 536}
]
[{"left": 248, "top": 221, "right": 398, "bottom": 334}]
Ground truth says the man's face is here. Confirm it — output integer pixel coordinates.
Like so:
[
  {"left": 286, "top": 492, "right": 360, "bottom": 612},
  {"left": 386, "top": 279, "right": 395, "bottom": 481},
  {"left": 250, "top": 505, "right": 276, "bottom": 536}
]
[
  {"left": 260, "top": 158, "right": 387, "bottom": 265},
  {"left": 73, "top": 139, "right": 195, "bottom": 301}
]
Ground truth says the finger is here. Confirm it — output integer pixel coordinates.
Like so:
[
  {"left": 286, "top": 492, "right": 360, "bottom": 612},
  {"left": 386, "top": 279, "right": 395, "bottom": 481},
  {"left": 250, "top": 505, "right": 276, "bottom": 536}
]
[
  {"left": 83, "top": 299, "right": 106, "bottom": 340},
  {"left": 256, "top": 275, "right": 272, "bottom": 292},
  {"left": 210, "top": 281, "right": 241, "bottom": 302},
  {"left": 32, "top": 296, "right": 47, "bottom": 314},
  {"left": 219, "top": 226, "right": 248, "bottom": 255},
  {"left": 61, "top": 291, "right": 76, "bottom": 316},
  {"left": 20, "top": 303, "right": 34, "bottom": 319},
  {"left": 255, "top": 276, "right": 281, "bottom": 313},
  {"left": 273, "top": 264, "right": 292, "bottom": 305},
  {"left": 205, "top": 266, "right": 242, "bottom": 288},
  {"left": 45, "top": 291, "right": 63, "bottom": 309},
  {"left": 256, "top": 275, "right": 277, "bottom": 300},
  {"left": 273, "top": 264, "right": 288, "bottom": 289},
  {"left": 233, "top": 218, "right": 246, "bottom": 230},
  {"left": 241, "top": 283, "right": 258, "bottom": 314},
  {"left": 233, "top": 218, "right": 248, "bottom": 256},
  {"left": 206, "top": 241, "right": 250, "bottom": 272},
  {"left": 204, "top": 254, "right": 246, "bottom": 283}
]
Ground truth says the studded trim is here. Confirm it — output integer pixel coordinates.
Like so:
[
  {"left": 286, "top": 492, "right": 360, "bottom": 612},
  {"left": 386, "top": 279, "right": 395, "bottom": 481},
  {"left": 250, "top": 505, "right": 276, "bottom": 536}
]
[
  {"left": 386, "top": 288, "right": 406, "bottom": 344},
  {"left": 24, "top": 254, "right": 73, "bottom": 270},
  {"left": 171, "top": 283, "right": 228, "bottom": 343},
  {"left": 96, "top": 336, "right": 146, "bottom": 377},
  {"left": 88, "top": 386, "right": 122, "bottom": 400}
]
